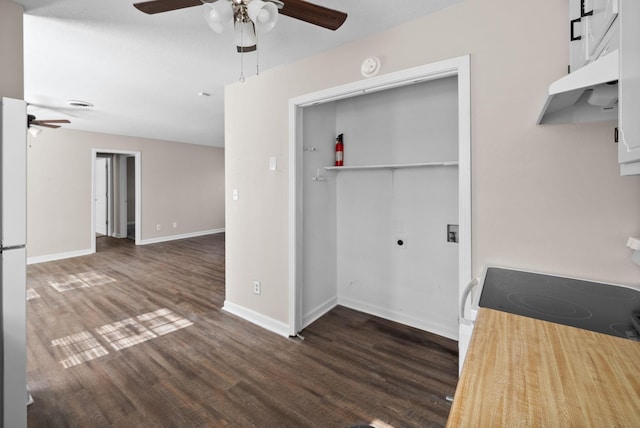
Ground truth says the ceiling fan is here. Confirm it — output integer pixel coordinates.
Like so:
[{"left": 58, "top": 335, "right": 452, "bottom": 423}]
[
  {"left": 133, "top": 0, "right": 347, "bottom": 52},
  {"left": 27, "top": 114, "right": 71, "bottom": 129},
  {"left": 133, "top": 0, "right": 347, "bottom": 30}
]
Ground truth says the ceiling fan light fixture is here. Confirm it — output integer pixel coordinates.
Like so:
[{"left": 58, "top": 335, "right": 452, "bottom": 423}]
[
  {"left": 247, "top": 0, "right": 278, "bottom": 33},
  {"left": 204, "top": 1, "right": 233, "bottom": 34},
  {"left": 234, "top": 20, "right": 257, "bottom": 48}
]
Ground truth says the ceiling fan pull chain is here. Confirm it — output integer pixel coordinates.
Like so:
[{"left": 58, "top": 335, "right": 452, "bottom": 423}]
[
  {"left": 239, "top": 24, "right": 246, "bottom": 83},
  {"left": 256, "top": 31, "right": 260, "bottom": 76}
]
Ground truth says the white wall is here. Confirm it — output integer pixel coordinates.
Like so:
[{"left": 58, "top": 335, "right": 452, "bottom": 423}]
[
  {"left": 225, "top": 0, "right": 640, "bottom": 331},
  {"left": 335, "top": 78, "right": 459, "bottom": 338},
  {"left": 27, "top": 128, "right": 225, "bottom": 260},
  {"left": 301, "top": 102, "right": 338, "bottom": 324}
]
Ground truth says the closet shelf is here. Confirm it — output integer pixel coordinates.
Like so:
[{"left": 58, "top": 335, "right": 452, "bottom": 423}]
[{"left": 324, "top": 161, "right": 458, "bottom": 171}]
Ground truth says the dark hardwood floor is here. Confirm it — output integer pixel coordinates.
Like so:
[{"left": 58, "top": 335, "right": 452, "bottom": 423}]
[{"left": 26, "top": 234, "right": 459, "bottom": 427}]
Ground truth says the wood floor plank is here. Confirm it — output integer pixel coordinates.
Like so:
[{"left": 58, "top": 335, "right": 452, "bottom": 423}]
[{"left": 27, "top": 234, "right": 458, "bottom": 427}]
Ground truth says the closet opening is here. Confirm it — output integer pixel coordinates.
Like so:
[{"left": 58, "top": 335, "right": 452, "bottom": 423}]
[{"left": 288, "top": 56, "right": 471, "bottom": 341}]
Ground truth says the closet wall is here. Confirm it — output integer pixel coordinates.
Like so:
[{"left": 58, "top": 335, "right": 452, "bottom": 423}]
[{"left": 302, "top": 76, "right": 460, "bottom": 338}]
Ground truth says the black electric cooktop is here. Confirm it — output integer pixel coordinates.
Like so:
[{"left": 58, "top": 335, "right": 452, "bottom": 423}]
[{"left": 479, "top": 267, "right": 640, "bottom": 341}]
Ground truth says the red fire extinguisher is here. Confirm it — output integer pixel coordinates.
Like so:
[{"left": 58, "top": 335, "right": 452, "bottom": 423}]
[{"left": 335, "top": 133, "right": 344, "bottom": 166}]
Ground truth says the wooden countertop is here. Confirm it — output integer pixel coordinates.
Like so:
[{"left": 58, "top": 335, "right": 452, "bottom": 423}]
[{"left": 447, "top": 308, "right": 640, "bottom": 427}]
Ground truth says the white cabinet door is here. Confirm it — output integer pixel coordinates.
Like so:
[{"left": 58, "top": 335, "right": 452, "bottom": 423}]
[
  {"left": 585, "top": 0, "right": 619, "bottom": 59},
  {"left": 570, "top": 0, "right": 587, "bottom": 71},
  {"left": 618, "top": 0, "right": 640, "bottom": 174},
  {"left": 570, "top": 0, "right": 619, "bottom": 71}
]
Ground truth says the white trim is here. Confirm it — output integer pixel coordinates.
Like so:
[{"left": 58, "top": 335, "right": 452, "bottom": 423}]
[
  {"left": 117, "top": 155, "right": 128, "bottom": 238},
  {"left": 457, "top": 55, "right": 473, "bottom": 328},
  {"left": 138, "top": 228, "right": 225, "bottom": 246},
  {"left": 302, "top": 297, "right": 338, "bottom": 329},
  {"left": 26, "top": 228, "right": 225, "bottom": 263},
  {"left": 337, "top": 297, "right": 458, "bottom": 340},
  {"left": 91, "top": 149, "right": 141, "bottom": 253},
  {"left": 222, "top": 300, "right": 290, "bottom": 338},
  {"left": 288, "top": 55, "right": 472, "bottom": 337},
  {"left": 292, "top": 58, "right": 463, "bottom": 107},
  {"left": 27, "top": 248, "right": 93, "bottom": 265}
]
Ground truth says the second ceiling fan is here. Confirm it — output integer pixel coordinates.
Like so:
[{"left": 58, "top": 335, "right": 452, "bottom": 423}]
[{"left": 133, "top": 0, "right": 348, "bottom": 52}]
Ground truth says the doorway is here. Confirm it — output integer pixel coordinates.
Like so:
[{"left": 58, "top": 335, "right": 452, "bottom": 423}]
[
  {"left": 94, "top": 156, "right": 110, "bottom": 237},
  {"left": 288, "top": 56, "right": 472, "bottom": 338},
  {"left": 91, "top": 149, "right": 142, "bottom": 253}
]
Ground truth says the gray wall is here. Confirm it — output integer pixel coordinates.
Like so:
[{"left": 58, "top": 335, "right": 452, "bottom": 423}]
[
  {"left": 27, "top": 128, "right": 225, "bottom": 260},
  {"left": 0, "top": 0, "right": 23, "bottom": 99}
]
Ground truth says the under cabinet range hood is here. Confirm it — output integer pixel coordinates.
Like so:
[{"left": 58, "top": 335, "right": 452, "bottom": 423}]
[{"left": 537, "top": 50, "right": 619, "bottom": 125}]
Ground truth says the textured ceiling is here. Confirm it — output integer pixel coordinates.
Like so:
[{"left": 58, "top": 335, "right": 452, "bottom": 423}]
[{"left": 16, "top": 0, "right": 462, "bottom": 147}]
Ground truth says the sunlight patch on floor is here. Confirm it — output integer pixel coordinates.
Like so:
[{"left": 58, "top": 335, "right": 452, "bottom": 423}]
[
  {"left": 96, "top": 318, "right": 158, "bottom": 351},
  {"left": 51, "top": 331, "right": 110, "bottom": 369},
  {"left": 51, "top": 308, "right": 194, "bottom": 367},
  {"left": 137, "top": 308, "right": 194, "bottom": 336},
  {"left": 370, "top": 419, "right": 395, "bottom": 428},
  {"left": 48, "top": 271, "right": 116, "bottom": 292},
  {"left": 26, "top": 288, "right": 41, "bottom": 300}
]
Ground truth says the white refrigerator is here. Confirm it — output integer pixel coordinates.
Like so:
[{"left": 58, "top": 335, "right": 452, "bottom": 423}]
[{"left": 1, "top": 97, "right": 27, "bottom": 428}]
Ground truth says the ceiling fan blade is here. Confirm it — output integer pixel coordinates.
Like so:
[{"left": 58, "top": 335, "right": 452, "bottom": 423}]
[
  {"left": 31, "top": 122, "right": 61, "bottom": 129},
  {"left": 279, "top": 0, "right": 347, "bottom": 30},
  {"left": 133, "top": 0, "right": 214, "bottom": 15},
  {"left": 237, "top": 45, "right": 257, "bottom": 53},
  {"left": 34, "top": 119, "right": 71, "bottom": 124}
]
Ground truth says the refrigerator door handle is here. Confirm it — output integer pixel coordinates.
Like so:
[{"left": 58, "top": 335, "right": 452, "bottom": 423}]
[{"left": 1, "top": 245, "right": 26, "bottom": 252}]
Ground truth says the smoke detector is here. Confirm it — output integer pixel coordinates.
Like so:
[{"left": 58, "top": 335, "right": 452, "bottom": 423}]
[{"left": 361, "top": 57, "right": 381, "bottom": 77}]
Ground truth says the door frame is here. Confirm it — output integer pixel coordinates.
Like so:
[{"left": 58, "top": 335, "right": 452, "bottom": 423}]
[
  {"left": 115, "top": 155, "right": 136, "bottom": 239},
  {"left": 94, "top": 155, "right": 111, "bottom": 236},
  {"left": 287, "top": 55, "right": 472, "bottom": 336},
  {"left": 91, "top": 149, "right": 142, "bottom": 252}
]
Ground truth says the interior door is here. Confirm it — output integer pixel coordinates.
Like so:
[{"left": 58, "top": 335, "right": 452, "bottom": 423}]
[{"left": 95, "top": 157, "right": 108, "bottom": 236}]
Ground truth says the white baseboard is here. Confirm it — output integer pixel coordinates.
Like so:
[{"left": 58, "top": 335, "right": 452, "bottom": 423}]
[
  {"left": 26, "top": 228, "right": 225, "bottom": 264},
  {"left": 222, "top": 300, "right": 290, "bottom": 338},
  {"left": 337, "top": 296, "right": 458, "bottom": 340},
  {"left": 138, "top": 228, "right": 225, "bottom": 246},
  {"left": 27, "top": 248, "right": 94, "bottom": 265},
  {"left": 302, "top": 297, "right": 338, "bottom": 329}
]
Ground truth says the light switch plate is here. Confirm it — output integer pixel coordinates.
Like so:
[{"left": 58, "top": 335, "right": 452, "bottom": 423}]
[{"left": 269, "top": 156, "right": 277, "bottom": 171}]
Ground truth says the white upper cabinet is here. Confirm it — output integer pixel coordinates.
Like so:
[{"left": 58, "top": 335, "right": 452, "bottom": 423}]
[
  {"left": 585, "top": 0, "right": 619, "bottom": 59},
  {"left": 570, "top": 0, "right": 619, "bottom": 71},
  {"left": 570, "top": 0, "right": 587, "bottom": 71},
  {"left": 617, "top": 0, "right": 640, "bottom": 175}
]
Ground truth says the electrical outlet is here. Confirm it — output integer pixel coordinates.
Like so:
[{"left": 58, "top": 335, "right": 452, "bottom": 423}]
[
  {"left": 156, "top": 223, "right": 161, "bottom": 231},
  {"left": 172, "top": 222, "right": 177, "bottom": 229},
  {"left": 253, "top": 280, "right": 261, "bottom": 295}
]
